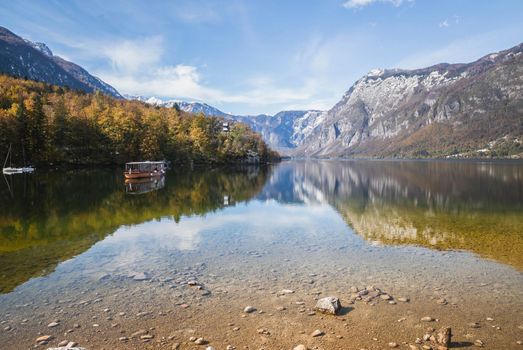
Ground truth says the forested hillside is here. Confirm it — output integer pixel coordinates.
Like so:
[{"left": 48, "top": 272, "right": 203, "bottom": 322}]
[{"left": 0, "top": 75, "right": 278, "bottom": 166}]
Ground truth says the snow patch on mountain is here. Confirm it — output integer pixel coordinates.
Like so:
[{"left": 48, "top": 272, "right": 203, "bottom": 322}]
[{"left": 25, "top": 40, "right": 53, "bottom": 57}]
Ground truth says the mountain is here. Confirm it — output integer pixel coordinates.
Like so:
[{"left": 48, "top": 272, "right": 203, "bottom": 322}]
[
  {"left": 128, "top": 43, "right": 523, "bottom": 158},
  {"left": 124, "top": 95, "right": 229, "bottom": 116},
  {"left": 0, "top": 26, "right": 122, "bottom": 98},
  {"left": 294, "top": 44, "right": 523, "bottom": 158},
  {"left": 126, "top": 95, "right": 326, "bottom": 152}
]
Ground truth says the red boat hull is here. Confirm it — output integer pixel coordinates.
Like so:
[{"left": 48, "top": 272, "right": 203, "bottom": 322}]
[{"left": 124, "top": 170, "right": 165, "bottom": 179}]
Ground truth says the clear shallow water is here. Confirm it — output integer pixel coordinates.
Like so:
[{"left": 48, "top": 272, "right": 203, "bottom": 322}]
[{"left": 0, "top": 160, "right": 522, "bottom": 349}]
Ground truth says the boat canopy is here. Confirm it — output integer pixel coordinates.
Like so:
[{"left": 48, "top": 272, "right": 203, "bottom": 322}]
[{"left": 125, "top": 161, "right": 166, "bottom": 171}]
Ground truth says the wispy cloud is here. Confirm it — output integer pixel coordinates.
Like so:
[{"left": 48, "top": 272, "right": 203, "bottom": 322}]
[
  {"left": 396, "top": 30, "right": 516, "bottom": 69},
  {"left": 439, "top": 20, "right": 449, "bottom": 28},
  {"left": 343, "top": 0, "right": 413, "bottom": 9},
  {"left": 103, "top": 36, "right": 164, "bottom": 72},
  {"left": 439, "top": 15, "right": 460, "bottom": 28},
  {"left": 94, "top": 36, "right": 320, "bottom": 109},
  {"left": 174, "top": 0, "right": 221, "bottom": 23}
]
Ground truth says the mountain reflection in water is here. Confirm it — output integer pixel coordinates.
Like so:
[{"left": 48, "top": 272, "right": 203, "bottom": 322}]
[
  {"left": 264, "top": 161, "right": 523, "bottom": 269},
  {"left": 0, "top": 160, "right": 522, "bottom": 294}
]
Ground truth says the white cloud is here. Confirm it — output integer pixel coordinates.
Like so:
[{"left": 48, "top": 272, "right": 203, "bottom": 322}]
[
  {"left": 343, "top": 0, "right": 413, "bottom": 9},
  {"left": 97, "top": 63, "right": 320, "bottom": 109},
  {"left": 439, "top": 20, "right": 449, "bottom": 28},
  {"left": 68, "top": 32, "right": 328, "bottom": 111},
  {"left": 102, "top": 36, "right": 164, "bottom": 72},
  {"left": 99, "top": 64, "right": 227, "bottom": 102},
  {"left": 43, "top": 29, "right": 368, "bottom": 114}
]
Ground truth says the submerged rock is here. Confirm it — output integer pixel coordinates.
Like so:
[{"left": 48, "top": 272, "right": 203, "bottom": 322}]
[
  {"left": 421, "top": 316, "right": 435, "bottom": 322},
  {"left": 311, "top": 329, "right": 324, "bottom": 337},
  {"left": 133, "top": 272, "right": 150, "bottom": 281},
  {"left": 36, "top": 335, "right": 54, "bottom": 343},
  {"left": 130, "top": 329, "right": 148, "bottom": 338},
  {"left": 315, "top": 296, "right": 341, "bottom": 315}
]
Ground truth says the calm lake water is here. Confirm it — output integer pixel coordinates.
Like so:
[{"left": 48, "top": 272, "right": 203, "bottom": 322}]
[{"left": 0, "top": 160, "right": 522, "bottom": 349}]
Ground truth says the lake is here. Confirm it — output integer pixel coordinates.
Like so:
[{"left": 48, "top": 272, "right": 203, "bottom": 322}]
[{"left": 0, "top": 160, "right": 522, "bottom": 349}]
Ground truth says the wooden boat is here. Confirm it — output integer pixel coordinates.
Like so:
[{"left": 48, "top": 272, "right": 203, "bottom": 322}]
[
  {"left": 3, "top": 144, "right": 33, "bottom": 175},
  {"left": 3, "top": 167, "right": 24, "bottom": 175},
  {"left": 124, "top": 161, "right": 166, "bottom": 179}
]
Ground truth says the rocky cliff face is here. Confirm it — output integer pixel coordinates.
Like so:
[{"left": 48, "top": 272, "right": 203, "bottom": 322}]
[
  {"left": 0, "top": 26, "right": 122, "bottom": 98},
  {"left": 230, "top": 110, "right": 326, "bottom": 152},
  {"left": 294, "top": 44, "right": 523, "bottom": 158}
]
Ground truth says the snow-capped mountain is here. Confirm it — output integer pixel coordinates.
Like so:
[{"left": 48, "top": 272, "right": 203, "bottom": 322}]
[
  {"left": 125, "top": 94, "right": 326, "bottom": 153},
  {"left": 294, "top": 43, "right": 523, "bottom": 158},
  {"left": 0, "top": 26, "right": 122, "bottom": 99},
  {"left": 125, "top": 95, "right": 229, "bottom": 117},
  {"left": 24, "top": 40, "right": 53, "bottom": 57}
]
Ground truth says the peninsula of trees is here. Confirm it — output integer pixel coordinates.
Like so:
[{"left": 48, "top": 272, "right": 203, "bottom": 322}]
[{"left": 0, "top": 75, "right": 279, "bottom": 166}]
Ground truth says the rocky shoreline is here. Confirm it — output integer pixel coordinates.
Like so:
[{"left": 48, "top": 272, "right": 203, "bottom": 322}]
[{"left": 2, "top": 276, "right": 522, "bottom": 350}]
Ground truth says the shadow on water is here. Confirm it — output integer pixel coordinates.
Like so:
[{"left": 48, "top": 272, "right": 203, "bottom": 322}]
[{"left": 0, "top": 165, "right": 270, "bottom": 293}]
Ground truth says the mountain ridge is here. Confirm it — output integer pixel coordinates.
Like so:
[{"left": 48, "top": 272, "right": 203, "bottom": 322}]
[
  {"left": 0, "top": 26, "right": 122, "bottom": 99},
  {"left": 293, "top": 42, "right": 523, "bottom": 158},
  {"left": 129, "top": 43, "right": 523, "bottom": 158}
]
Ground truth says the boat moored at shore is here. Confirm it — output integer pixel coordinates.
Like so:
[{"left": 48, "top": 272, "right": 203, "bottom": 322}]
[
  {"left": 2, "top": 145, "right": 35, "bottom": 175},
  {"left": 124, "top": 161, "right": 166, "bottom": 179}
]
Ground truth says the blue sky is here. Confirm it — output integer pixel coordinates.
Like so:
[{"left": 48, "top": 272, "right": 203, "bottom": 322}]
[{"left": 1, "top": 0, "right": 523, "bottom": 115}]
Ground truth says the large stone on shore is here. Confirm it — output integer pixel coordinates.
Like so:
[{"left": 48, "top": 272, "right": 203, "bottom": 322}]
[
  {"left": 243, "top": 306, "right": 256, "bottom": 313},
  {"left": 314, "top": 296, "right": 341, "bottom": 315},
  {"left": 293, "top": 345, "right": 307, "bottom": 350},
  {"left": 436, "top": 327, "right": 452, "bottom": 347}
]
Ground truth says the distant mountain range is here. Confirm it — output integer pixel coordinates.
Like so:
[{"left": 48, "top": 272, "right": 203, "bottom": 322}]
[
  {"left": 1, "top": 24, "right": 521, "bottom": 158},
  {"left": 0, "top": 26, "right": 122, "bottom": 98},
  {"left": 125, "top": 94, "right": 327, "bottom": 153}
]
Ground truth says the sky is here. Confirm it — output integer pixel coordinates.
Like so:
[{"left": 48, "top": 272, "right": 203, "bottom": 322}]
[{"left": 1, "top": 0, "right": 523, "bottom": 115}]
